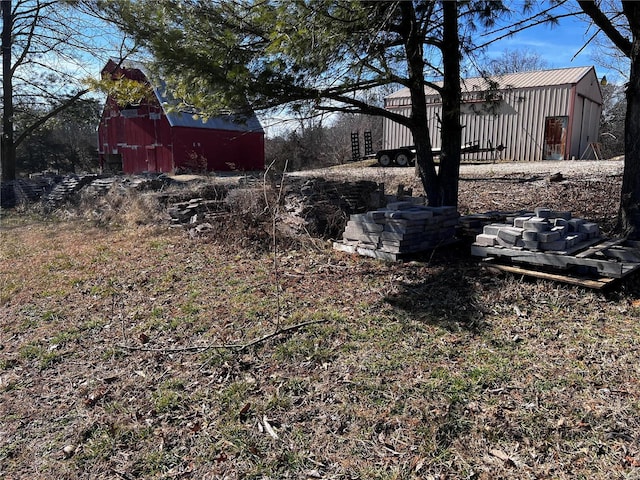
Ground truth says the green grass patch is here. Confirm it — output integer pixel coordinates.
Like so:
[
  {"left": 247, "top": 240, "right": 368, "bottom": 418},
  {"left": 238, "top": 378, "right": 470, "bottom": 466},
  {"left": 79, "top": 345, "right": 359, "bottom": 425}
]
[
  {"left": 152, "top": 379, "right": 187, "bottom": 413},
  {"left": 18, "top": 341, "right": 62, "bottom": 369}
]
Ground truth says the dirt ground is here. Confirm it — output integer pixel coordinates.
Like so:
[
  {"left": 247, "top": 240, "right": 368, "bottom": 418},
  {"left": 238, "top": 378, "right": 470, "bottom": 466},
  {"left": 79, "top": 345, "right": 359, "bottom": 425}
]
[{"left": 290, "top": 158, "right": 624, "bottom": 180}]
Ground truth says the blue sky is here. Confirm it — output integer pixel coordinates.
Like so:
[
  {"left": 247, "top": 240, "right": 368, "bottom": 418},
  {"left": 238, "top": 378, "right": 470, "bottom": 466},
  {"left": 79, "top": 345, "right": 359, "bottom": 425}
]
[
  {"left": 76, "top": 2, "right": 627, "bottom": 87},
  {"left": 479, "top": 3, "right": 628, "bottom": 83}
]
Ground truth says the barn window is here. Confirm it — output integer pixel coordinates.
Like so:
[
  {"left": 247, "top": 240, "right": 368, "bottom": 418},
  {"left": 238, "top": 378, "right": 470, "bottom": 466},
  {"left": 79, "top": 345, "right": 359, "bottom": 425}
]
[{"left": 121, "top": 107, "right": 139, "bottom": 118}]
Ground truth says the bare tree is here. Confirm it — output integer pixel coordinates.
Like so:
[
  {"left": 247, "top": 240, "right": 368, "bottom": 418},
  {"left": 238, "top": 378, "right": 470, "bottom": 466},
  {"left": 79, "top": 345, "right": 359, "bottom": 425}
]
[
  {"left": 1, "top": 0, "right": 135, "bottom": 181},
  {"left": 577, "top": 1, "right": 640, "bottom": 238},
  {"left": 483, "top": 48, "right": 550, "bottom": 75},
  {"left": 599, "top": 82, "right": 625, "bottom": 160}
]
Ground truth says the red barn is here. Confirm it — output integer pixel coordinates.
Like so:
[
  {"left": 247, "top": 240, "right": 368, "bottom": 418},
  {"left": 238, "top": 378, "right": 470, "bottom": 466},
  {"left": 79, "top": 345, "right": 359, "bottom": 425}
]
[{"left": 98, "top": 60, "right": 265, "bottom": 174}]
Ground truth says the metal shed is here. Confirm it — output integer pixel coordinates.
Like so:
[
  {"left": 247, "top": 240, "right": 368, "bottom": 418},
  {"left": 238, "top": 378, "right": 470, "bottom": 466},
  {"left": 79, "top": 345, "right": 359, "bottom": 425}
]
[
  {"left": 383, "top": 66, "right": 603, "bottom": 162},
  {"left": 98, "top": 60, "right": 265, "bottom": 174}
]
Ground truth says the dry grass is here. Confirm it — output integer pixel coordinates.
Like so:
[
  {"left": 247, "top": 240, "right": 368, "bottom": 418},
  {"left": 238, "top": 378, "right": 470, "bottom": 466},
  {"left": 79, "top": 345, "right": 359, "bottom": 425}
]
[{"left": 1, "top": 166, "right": 640, "bottom": 479}]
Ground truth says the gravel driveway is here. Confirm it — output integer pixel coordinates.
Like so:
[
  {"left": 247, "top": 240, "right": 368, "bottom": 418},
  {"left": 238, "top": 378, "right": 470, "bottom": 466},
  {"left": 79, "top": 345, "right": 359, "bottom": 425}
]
[
  {"left": 287, "top": 158, "right": 625, "bottom": 185},
  {"left": 458, "top": 158, "right": 624, "bottom": 177}
]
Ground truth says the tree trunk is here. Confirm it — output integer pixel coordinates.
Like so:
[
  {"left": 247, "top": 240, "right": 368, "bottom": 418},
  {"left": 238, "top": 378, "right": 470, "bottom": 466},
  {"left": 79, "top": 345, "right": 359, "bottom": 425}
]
[
  {"left": 437, "top": 0, "right": 462, "bottom": 207},
  {"left": 409, "top": 75, "right": 438, "bottom": 203},
  {"left": 412, "top": 119, "right": 438, "bottom": 203},
  {"left": 620, "top": 3, "right": 640, "bottom": 239},
  {"left": 399, "top": 1, "right": 439, "bottom": 205},
  {"left": 1, "top": 0, "right": 15, "bottom": 182}
]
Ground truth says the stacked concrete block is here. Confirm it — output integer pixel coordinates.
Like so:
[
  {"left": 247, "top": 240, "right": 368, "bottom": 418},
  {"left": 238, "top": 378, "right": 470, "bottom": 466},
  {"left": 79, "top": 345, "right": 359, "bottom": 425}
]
[
  {"left": 43, "top": 174, "right": 101, "bottom": 211},
  {"left": 335, "top": 201, "right": 459, "bottom": 260},
  {"left": 0, "top": 177, "right": 58, "bottom": 208},
  {"left": 167, "top": 198, "right": 224, "bottom": 227},
  {"left": 473, "top": 207, "right": 600, "bottom": 253}
]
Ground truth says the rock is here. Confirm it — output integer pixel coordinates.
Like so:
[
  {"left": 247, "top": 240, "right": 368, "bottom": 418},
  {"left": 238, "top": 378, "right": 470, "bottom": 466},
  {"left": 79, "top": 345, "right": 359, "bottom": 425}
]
[
  {"left": 62, "top": 444, "right": 76, "bottom": 458},
  {"left": 548, "top": 172, "right": 564, "bottom": 182}
]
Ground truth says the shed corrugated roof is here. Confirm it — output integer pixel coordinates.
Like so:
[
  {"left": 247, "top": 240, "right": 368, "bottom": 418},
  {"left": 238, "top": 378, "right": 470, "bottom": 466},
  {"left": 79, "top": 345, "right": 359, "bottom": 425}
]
[{"left": 387, "top": 66, "right": 595, "bottom": 99}]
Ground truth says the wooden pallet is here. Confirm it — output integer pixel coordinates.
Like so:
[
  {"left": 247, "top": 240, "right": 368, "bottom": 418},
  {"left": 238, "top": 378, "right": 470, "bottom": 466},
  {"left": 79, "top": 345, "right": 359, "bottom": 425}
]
[
  {"left": 482, "top": 260, "right": 619, "bottom": 289},
  {"left": 472, "top": 237, "right": 640, "bottom": 288}
]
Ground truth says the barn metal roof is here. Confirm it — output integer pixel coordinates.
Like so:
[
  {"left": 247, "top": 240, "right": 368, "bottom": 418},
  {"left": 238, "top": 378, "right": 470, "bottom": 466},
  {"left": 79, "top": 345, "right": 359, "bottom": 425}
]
[
  {"left": 164, "top": 110, "right": 263, "bottom": 132},
  {"left": 387, "top": 66, "right": 596, "bottom": 99},
  {"left": 153, "top": 84, "right": 264, "bottom": 133},
  {"left": 106, "top": 59, "right": 264, "bottom": 133}
]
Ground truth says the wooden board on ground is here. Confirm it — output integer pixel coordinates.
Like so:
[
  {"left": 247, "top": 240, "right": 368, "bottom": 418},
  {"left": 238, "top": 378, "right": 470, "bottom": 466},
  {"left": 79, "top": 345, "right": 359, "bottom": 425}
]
[
  {"left": 574, "top": 238, "right": 626, "bottom": 258},
  {"left": 482, "top": 259, "right": 618, "bottom": 289}
]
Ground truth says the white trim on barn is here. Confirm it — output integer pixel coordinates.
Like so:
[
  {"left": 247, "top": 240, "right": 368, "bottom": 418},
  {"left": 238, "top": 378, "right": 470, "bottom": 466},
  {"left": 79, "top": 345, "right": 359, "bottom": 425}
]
[{"left": 383, "top": 66, "right": 603, "bottom": 162}]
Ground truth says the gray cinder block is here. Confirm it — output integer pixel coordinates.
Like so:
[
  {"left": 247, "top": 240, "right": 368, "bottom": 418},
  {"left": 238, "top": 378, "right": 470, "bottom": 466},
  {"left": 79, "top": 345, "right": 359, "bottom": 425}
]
[
  {"left": 475, "top": 234, "right": 498, "bottom": 246},
  {"left": 538, "top": 230, "right": 562, "bottom": 243},
  {"left": 540, "top": 239, "right": 567, "bottom": 251},
  {"left": 534, "top": 207, "right": 553, "bottom": 218},
  {"left": 523, "top": 218, "right": 550, "bottom": 232},
  {"left": 514, "top": 216, "right": 532, "bottom": 228},
  {"left": 568, "top": 218, "right": 585, "bottom": 232},
  {"left": 497, "top": 227, "right": 524, "bottom": 244}
]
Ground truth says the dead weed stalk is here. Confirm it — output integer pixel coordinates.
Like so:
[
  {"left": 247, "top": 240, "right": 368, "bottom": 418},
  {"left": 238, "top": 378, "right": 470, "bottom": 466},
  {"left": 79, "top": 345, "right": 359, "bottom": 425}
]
[{"left": 265, "top": 158, "right": 288, "bottom": 331}]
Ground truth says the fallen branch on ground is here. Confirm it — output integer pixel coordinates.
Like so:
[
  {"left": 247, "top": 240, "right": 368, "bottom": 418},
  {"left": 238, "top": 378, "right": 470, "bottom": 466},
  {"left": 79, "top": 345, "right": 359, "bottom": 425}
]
[{"left": 116, "top": 319, "right": 327, "bottom": 354}]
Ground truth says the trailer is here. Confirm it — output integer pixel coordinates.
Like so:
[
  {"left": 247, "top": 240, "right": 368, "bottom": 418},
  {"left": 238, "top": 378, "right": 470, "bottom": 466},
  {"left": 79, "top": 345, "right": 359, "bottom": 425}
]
[
  {"left": 375, "top": 146, "right": 416, "bottom": 167},
  {"left": 350, "top": 130, "right": 504, "bottom": 166},
  {"left": 373, "top": 141, "right": 505, "bottom": 167}
]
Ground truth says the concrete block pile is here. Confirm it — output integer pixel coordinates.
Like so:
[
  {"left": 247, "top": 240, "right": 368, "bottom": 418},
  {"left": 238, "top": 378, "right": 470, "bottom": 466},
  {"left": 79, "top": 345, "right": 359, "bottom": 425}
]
[
  {"left": 473, "top": 207, "right": 600, "bottom": 252},
  {"left": 0, "top": 178, "right": 57, "bottom": 208},
  {"left": 334, "top": 200, "right": 459, "bottom": 261},
  {"left": 43, "top": 174, "right": 101, "bottom": 211},
  {"left": 167, "top": 198, "right": 224, "bottom": 227}
]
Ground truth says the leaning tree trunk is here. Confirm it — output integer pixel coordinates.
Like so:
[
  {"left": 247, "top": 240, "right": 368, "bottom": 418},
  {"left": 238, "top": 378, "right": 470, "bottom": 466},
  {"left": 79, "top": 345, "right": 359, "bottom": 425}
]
[
  {"left": 412, "top": 119, "right": 439, "bottom": 203},
  {"left": 407, "top": 46, "right": 438, "bottom": 204},
  {"left": 436, "top": 0, "right": 463, "bottom": 208}
]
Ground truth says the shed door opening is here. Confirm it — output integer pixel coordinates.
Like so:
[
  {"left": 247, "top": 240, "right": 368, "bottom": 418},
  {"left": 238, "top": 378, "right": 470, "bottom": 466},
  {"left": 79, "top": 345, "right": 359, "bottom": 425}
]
[{"left": 543, "top": 116, "right": 568, "bottom": 160}]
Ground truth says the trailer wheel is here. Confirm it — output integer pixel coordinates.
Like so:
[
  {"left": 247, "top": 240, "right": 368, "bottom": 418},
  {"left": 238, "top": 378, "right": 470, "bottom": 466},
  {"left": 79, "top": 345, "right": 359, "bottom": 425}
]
[
  {"left": 395, "top": 151, "right": 410, "bottom": 167},
  {"left": 378, "top": 153, "right": 392, "bottom": 167}
]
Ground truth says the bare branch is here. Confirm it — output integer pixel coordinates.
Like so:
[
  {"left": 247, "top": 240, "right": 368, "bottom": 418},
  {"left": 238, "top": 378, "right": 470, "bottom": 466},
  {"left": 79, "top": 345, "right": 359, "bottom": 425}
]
[
  {"left": 116, "top": 319, "right": 328, "bottom": 354},
  {"left": 577, "top": 0, "right": 632, "bottom": 57}
]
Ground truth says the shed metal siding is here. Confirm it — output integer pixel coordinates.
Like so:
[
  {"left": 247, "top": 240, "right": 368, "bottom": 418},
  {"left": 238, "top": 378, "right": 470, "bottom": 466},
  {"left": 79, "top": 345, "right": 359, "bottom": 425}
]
[
  {"left": 382, "top": 67, "right": 602, "bottom": 162},
  {"left": 572, "top": 71, "right": 603, "bottom": 159}
]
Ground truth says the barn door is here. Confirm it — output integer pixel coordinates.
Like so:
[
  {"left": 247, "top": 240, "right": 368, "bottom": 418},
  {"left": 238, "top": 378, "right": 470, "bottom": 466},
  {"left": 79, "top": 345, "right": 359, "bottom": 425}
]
[
  {"left": 146, "top": 147, "right": 158, "bottom": 172},
  {"left": 543, "top": 116, "right": 568, "bottom": 160}
]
